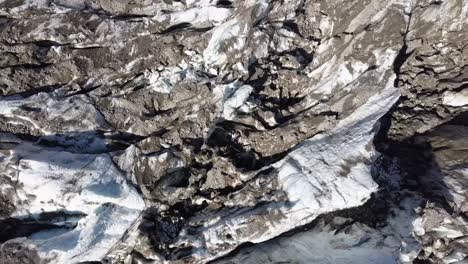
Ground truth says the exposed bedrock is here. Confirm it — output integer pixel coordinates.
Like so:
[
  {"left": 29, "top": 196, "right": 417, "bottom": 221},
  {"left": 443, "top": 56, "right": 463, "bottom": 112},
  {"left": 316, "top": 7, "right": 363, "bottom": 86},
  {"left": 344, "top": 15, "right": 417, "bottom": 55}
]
[{"left": 0, "top": 0, "right": 466, "bottom": 263}]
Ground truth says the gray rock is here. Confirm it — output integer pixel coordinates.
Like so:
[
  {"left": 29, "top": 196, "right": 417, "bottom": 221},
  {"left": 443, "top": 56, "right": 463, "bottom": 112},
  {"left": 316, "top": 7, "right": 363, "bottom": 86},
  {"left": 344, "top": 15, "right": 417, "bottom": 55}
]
[{"left": 0, "top": 0, "right": 467, "bottom": 263}]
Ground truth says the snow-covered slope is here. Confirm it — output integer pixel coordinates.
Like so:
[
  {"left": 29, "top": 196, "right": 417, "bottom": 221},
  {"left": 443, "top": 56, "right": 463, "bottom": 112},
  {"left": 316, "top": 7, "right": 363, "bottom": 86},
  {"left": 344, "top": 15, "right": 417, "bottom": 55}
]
[
  {"left": 214, "top": 198, "right": 423, "bottom": 264},
  {"left": 0, "top": 0, "right": 467, "bottom": 263},
  {"left": 0, "top": 136, "right": 144, "bottom": 263}
]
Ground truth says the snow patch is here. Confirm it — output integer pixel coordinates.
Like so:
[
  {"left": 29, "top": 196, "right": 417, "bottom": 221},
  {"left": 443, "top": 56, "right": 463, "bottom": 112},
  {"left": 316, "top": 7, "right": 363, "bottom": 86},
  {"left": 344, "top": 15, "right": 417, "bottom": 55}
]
[
  {"left": 203, "top": 0, "right": 271, "bottom": 67},
  {"left": 442, "top": 89, "right": 468, "bottom": 107},
  {"left": 2, "top": 142, "right": 145, "bottom": 263},
  {"left": 222, "top": 85, "right": 253, "bottom": 120},
  {"left": 168, "top": 6, "right": 231, "bottom": 28}
]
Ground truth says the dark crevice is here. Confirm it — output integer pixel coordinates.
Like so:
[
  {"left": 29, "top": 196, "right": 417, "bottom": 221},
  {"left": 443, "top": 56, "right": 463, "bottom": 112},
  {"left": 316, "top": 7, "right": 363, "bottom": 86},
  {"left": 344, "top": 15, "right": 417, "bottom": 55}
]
[
  {"left": 0, "top": 62, "right": 53, "bottom": 70},
  {"left": 65, "top": 84, "right": 102, "bottom": 97},
  {"left": 282, "top": 20, "right": 302, "bottom": 37},
  {"left": 34, "top": 40, "right": 67, "bottom": 47},
  {"left": 5, "top": 83, "right": 66, "bottom": 98},
  {"left": 138, "top": 207, "right": 185, "bottom": 259},
  {"left": 216, "top": 0, "right": 233, "bottom": 8},
  {"left": 393, "top": 10, "right": 414, "bottom": 88},
  {"left": 158, "top": 24, "right": 216, "bottom": 34},
  {"left": 110, "top": 14, "right": 155, "bottom": 20},
  {"left": 159, "top": 23, "right": 193, "bottom": 34},
  {"left": 0, "top": 211, "right": 86, "bottom": 243},
  {"left": 393, "top": 40, "right": 413, "bottom": 88},
  {"left": 206, "top": 123, "right": 296, "bottom": 172}
]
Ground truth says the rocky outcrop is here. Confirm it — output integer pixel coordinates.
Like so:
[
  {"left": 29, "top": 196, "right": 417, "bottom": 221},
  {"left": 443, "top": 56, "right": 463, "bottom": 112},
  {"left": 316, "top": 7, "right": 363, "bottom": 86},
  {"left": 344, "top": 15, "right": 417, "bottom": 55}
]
[
  {"left": 389, "top": 0, "right": 468, "bottom": 139},
  {"left": 0, "top": 0, "right": 466, "bottom": 264}
]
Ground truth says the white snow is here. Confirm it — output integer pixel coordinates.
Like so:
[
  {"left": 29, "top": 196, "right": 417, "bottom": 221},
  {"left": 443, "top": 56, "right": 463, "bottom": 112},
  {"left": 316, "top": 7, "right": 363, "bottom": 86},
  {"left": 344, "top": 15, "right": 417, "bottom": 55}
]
[
  {"left": 203, "top": 0, "right": 271, "bottom": 66},
  {"left": 222, "top": 85, "right": 253, "bottom": 120},
  {"left": 307, "top": 55, "right": 370, "bottom": 95},
  {"left": 30, "top": 204, "right": 142, "bottom": 263},
  {"left": 442, "top": 89, "right": 468, "bottom": 107},
  {"left": 215, "top": 196, "right": 423, "bottom": 264},
  {"left": 204, "top": 18, "right": 247, "bottom": 66},
  {"left": 143, "top": 67, "right": 200, "bottom": 94},
  {"left": 216, "top": 219, "right": 399, "bottom": 264},
  {"left": 274, "top": 80, "right": 400, "bottom": 227},
  {"left": 168, "top": 6, "right": 231, "bottom": 28},
  {"left": 307, "top": 45, "right": 396, "bottom": 96},
  {"left": 2, "top": 142, "right": 145, "bottom": 263},
  {"left": 0, "top": 93, "right": 110, "bottom": 134}
]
